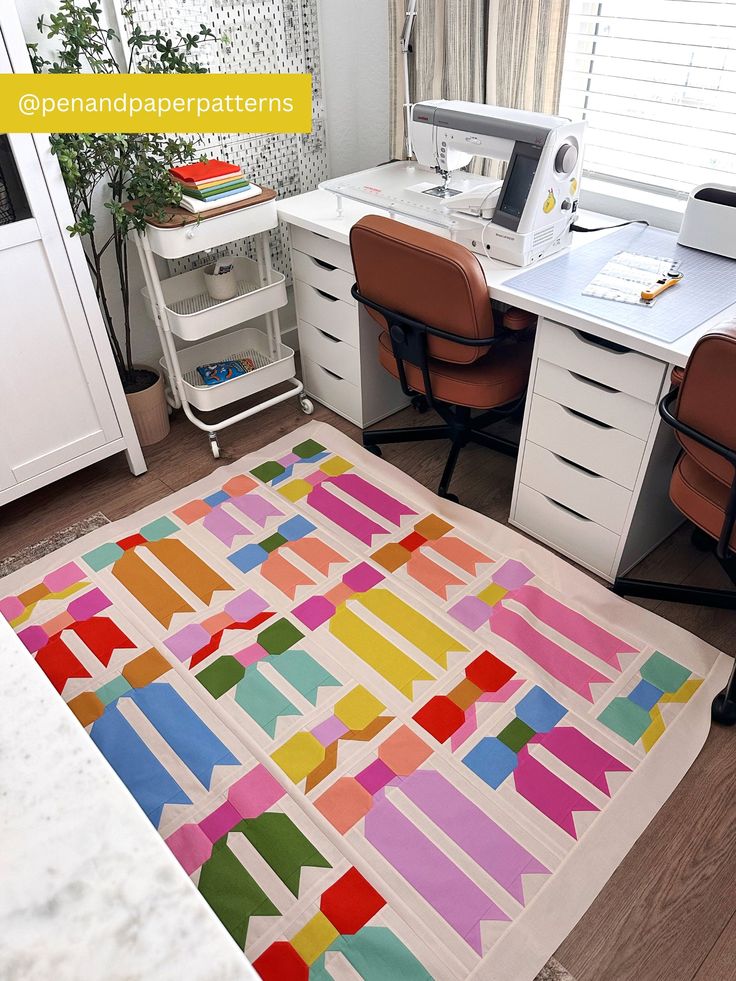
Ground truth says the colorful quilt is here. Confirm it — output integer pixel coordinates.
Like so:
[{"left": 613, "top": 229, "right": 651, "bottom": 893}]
[{"left": 1, "top": 422, "right": 729, "bottom": 980}]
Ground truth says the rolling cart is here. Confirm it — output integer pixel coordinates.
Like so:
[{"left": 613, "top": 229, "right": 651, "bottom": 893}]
[{"left": 134, "top": 186, "right": 313, "bottom": 458}]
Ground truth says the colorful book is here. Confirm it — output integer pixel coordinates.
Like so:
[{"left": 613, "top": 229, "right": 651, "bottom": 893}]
[
  {"left": 177, "top": 184, "right": 262, "bottom": 214},
  {"left": 171, "top": 170, "right": 245, "bottom": 192},
  {"left": 196, "top": 357, "right": 256, "bottom": 386},
  {"left": 169, "top": 160, "right": 241, "bottom": 184},
  {"left": 180, "top": 179, "right": 251, "bottom": 200}
]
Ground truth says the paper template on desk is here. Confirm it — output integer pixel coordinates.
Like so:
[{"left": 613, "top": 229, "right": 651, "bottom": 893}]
[{"left": 582, "top": 251, "right": 680, "bottom": 306}]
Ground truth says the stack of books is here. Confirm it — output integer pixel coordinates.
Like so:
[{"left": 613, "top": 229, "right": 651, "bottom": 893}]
[{"left": 169, "top": 160, "right": 261, "bottom": 214}]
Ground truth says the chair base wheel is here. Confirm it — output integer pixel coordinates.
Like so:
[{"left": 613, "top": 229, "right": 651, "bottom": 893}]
[{"left": 712, "top": 690, "right": 736, "bottom": 726}]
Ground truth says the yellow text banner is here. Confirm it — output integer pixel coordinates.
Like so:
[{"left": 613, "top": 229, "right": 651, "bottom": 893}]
[{"left": 0, "top": 73, "right": 312, "bottom": 133}]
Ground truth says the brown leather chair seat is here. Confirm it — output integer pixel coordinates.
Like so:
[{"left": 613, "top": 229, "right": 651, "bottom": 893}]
[
  {"left": 670, "top": 453, "right": 736, "bottom": 551},
  {"left": 378, "top": 331, "right": 533, "bottom": 410}
]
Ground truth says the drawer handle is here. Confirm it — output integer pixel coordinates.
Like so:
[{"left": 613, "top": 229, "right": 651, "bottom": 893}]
[
  {"left": 319, "top": 364, "right": 345, "bottom": 381},
  {"left": 313, "top": 286, "right": 339, "bottom": 302},
  {"left": 316, "top": 327, "right": 341, "bottom": 344},
  {"left": 309, "top": 255, "right": 338, "bottom": 271},
  {"left": 543, "top": 494, "right": 591, "bottom": 522},
  {"left": 569, "top": 370, "right": 619, "bottom": 395},
  {"left": 573, "top": 328, "right": 631, "bottom": 355},
  {"left": 562, "top": 405, "right": 613, "bottom": 430},
  {"left": 553, "top": 452, "right": 601, "bottom": 478}
]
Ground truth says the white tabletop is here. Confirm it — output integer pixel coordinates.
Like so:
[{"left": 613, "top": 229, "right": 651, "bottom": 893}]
[
  {"left": 278, "top": 188, "right": 736, "bottom": 367},
  {"left": 0, "top": 616, "right": 257, "bottom": 981}
]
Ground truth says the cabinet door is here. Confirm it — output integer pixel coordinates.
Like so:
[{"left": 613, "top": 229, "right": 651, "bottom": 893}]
[{"left": 0, "top": 47, "right": 120, "bottom": 487}]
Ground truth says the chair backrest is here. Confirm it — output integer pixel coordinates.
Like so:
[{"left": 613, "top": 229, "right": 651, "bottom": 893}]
[
  {"left": 677, "top": 324, "right": 736, "bottom": 485},
  {"left": 349, "top": 214, "right": 495, "bottom": 365}
]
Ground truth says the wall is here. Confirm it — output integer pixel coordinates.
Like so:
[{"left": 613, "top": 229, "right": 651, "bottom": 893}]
[{"left": 318, "top": 0, "right": 390, "bottom": 177}]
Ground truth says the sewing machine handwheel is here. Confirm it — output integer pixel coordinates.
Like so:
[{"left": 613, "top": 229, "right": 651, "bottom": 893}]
[{"left": 411, "top": 395, "right": 429, "bottom": 414}]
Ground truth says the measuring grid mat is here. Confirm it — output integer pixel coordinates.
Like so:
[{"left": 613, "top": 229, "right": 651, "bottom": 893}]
[{"left": 508, "top": 225, "right": 736, "bottom": 343}]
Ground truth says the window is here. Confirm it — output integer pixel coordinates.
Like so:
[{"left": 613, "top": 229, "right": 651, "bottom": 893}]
[{"left": 559, "top": 1, "right": 736, "bottom": 197}]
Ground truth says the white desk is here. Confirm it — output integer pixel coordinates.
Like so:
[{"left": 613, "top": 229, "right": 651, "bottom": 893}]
[
  {"left": 0, "top": 616, "right": 256, "bottom": 981},
  {"left": 278, "top": 188, "right": 736, "bottom": 581}
]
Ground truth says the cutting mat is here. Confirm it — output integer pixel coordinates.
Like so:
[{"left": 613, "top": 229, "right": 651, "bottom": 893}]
[{"left": 507, "top": 225, "right": 736, "bottom": 342}]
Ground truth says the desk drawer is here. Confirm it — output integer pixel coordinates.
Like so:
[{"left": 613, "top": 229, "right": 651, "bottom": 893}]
[
  {"left": 520, "top": 441, "right": 632, "bottom": 534},
  {"left": 298, "top": 319, "right": 360, "bottom": 386},
  {"left": 293, "top": 249, "right": 356, "bottom": 305},
  {"left": 291, "top": 225, "right": 354, "bottom": 273},
  {"left": 537, "top": 318, "right": 666, "bottom": 403},
  {"left": 302, "top": 355, "right": 362, "bottom": 423},
  {"left": 527, "top": 394, "right": 645, "bottom": 490},
  {"left": 515, "top": 483, "right": 620, "bottom": 577},
  {"left": 294, "top": 280, "right": 360, "bottom": 346},
  {"left": 535, "top": 359, "right": 655, "bottom": 440}
]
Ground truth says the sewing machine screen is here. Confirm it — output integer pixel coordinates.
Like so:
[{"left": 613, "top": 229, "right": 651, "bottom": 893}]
[{"left": 494, "top": 145, "right": 541, "bottom": 230}]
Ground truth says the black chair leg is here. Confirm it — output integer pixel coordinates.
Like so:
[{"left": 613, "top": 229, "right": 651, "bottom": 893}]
[
  {"left": 438, "top": 438, "right": 464, "bottom": 502},
  {"left": 712, "top": 660, "right": 736, "bottom": 726}
]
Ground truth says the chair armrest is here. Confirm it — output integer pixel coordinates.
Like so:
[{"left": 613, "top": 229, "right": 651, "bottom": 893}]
[
  {"left": 659, "top": 389, "right": 736, "bottom": 468},
  {"left": 659, "top": 388, "right": 736, "bottom": 560}
]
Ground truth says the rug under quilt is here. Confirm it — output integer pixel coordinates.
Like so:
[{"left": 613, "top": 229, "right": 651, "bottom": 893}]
[{"left": 1, "top": 422, "right": 729, "bottom": 980}]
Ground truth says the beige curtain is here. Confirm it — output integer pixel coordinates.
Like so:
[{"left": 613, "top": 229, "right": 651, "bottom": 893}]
[
  {"left": 388, "top": 0, "right": 486, "bottom": 160},
  {"left": 486, "top": 0, "right": 570, "bottom": 114},
  {"left": 388, "top": 0, "right": 570, "bottom": 160}
]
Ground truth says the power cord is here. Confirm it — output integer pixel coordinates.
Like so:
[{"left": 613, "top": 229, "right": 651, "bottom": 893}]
[{"left": 571, "top": 218, "right": 649, "bottom": 233}]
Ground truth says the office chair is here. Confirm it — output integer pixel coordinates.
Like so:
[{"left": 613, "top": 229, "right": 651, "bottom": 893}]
[
  {"left": 613, "top": 324, "right": 736, "bottom": 725},
  {"left": 349, "top": 215, "right": 534, "bottom": 502}
]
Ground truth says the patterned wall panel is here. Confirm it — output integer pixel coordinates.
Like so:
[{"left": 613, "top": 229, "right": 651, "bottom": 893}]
[{"left": 130, "top": 0, "right": 329, "bottom": 280}]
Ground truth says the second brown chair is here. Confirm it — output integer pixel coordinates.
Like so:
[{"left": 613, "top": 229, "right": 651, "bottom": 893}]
[{"left": 349, "top": 215, "right": 534, "bottom": 501}]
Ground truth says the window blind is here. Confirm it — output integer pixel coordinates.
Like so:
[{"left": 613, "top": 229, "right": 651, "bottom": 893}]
[{"left": 559, "top": 0, "right": 736, "bottom": 196}]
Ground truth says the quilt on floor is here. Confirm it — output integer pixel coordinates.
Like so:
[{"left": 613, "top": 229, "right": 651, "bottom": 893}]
[{"left": 1, "top": 422, "right": 728, "bottom": 981}]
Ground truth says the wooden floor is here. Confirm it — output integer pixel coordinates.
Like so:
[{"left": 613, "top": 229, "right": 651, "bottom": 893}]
[{"left": 2, "top": 392, "right": 734, "bottom": 981}]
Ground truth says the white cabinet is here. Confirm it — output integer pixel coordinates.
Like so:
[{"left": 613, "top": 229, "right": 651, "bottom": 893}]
[
  {"left": 0, "top": 13, "right": 144, "bottom": 506},
  {"left": 287, "top": 224, "right": 409, "bottom": 427},
  {"left": 510, "top": 317, "right": 682, "bottom": 581}
]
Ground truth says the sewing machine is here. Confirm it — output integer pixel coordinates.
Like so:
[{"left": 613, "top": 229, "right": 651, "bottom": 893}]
[{"left": 321, "top": 100, "right": 586, "bottom": 267}]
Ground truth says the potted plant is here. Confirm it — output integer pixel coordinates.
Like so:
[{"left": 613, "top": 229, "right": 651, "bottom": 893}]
[{"left": 29, "top": 1, "right": 215, "bottom": 445}]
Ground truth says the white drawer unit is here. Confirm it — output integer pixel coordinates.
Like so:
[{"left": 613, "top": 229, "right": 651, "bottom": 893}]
[
  {"left": 537, "top": 318, "right": 666, "bottom": 403},
  {"left": 534, "top": 359, "right": 655, "bottom": 441},
  {"left": 511, "top": 315, "right": 683, "bottom": 583},
  {"left": 298, "top": 319, "right": 360, "bottom": 386},
  {"left": 294, "top": 280, "right": 360, "bottom": 345},
  {"left": 519, "top": 442, "right": 632, "bottom": 535},
  {"left": 527, "top": 395, "right": 646, "bottom": 490},
  {"left": 289, "top": 224, "right": 410, "bottom": 428},
  {"left": 292, "top": 248, "right": 356, "bottom": 305},
  {"left": 515, "top": 483, "right": 621, "bottom": 578},
  {"left": 301, "top": 356, "right": 362, "bottom": 424},
  {"left": 290, "top": 224, "right": 353, "bottom": 272}
]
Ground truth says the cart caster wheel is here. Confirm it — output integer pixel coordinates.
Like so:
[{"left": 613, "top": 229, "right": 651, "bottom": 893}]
[
  {"left": 299, "top": 396, "right": 314, "bottom": 416},
  {"left": 440, "top": 492, "right": 459, "bottom": 504},
  {"left": 411, "top": 395, "right": 429, "bottom": 414},
  {"left": 209, "top": 435, "right": 221, "bottom": 459},
  {"left": 364, "top": 444, "right": 383, "bottom": 457}
]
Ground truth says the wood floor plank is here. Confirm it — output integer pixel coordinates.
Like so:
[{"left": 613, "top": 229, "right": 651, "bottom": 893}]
[
  {"left": 557, "top": 722, "right": 736, "bottom": 981},
  {"left": 693, "top": 910, "right": 736, "bottom": 980}
]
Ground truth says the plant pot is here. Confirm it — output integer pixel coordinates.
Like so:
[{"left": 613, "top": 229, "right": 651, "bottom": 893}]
[{"left": 125, "top": 365, "right": 170, "bottom": 446}]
